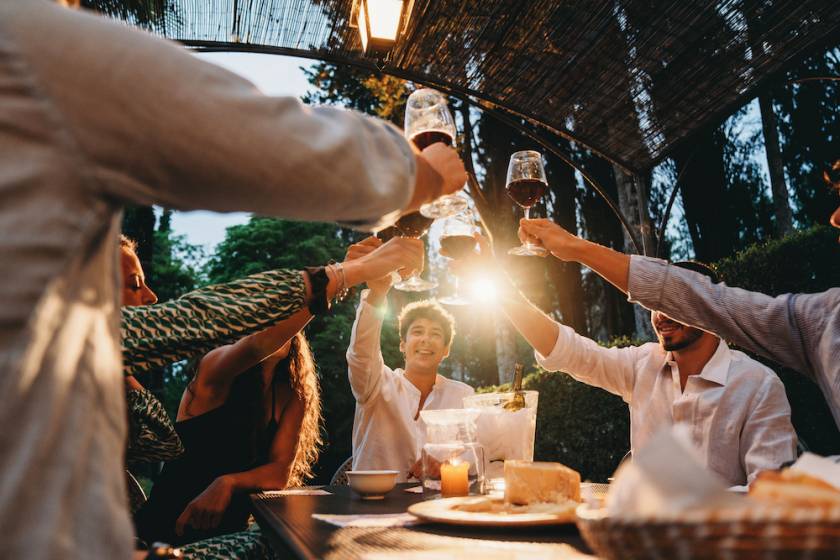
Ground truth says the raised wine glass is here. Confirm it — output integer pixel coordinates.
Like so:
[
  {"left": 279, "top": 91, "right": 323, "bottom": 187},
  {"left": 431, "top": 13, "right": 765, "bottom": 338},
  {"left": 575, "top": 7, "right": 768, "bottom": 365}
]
[
  {"left": 506, "top": 150, "right": 549, "bottom": 257},
  {"left": 438, "top": 212, "right": 479, "bottom": 306},
  {"left": 389, "top": 213, "right": 438, "bottom": 292},
  {"left": 405, "top": 89, "right": 469, "bottom": 219}
]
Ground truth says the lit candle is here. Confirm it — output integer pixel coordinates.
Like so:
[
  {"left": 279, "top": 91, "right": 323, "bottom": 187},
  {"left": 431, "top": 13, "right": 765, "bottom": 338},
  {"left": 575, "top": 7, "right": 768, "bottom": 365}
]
[{"left": 440, "top": 459, "right": 470, "bottom": 497}]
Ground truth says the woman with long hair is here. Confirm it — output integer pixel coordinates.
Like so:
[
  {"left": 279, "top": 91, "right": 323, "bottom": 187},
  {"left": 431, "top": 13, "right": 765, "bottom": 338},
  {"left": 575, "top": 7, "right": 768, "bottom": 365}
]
[{"left": 134, "top": 302, "right": 324, "bottom": 546}]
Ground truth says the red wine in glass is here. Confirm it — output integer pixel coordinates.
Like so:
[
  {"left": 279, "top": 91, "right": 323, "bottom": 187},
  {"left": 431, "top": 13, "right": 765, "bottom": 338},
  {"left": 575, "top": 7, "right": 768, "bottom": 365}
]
[
  {"left": 439, "top": 235, "right": 476, "bottom": 259},
  {"left": 395, "top": 212, "right": 434, "bottom": 238},
  {"left": 410, "top": 130, "right": 453, "bottom": 150},
  {"left": 506, "top": 178, "right": 547, "bottom": 208}
]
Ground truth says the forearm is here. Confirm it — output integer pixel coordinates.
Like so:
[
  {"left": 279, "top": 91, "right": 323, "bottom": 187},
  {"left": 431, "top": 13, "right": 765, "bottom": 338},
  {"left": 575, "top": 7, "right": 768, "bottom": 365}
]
[
  {"left": 497, "top": 276, "right": 559, "bottom": 357},
  {"left": 571, "top": 238, "right": 631, "bottom": 294},
  {"left": 222, "top": 462, "right": 291, "bottom": 492}
]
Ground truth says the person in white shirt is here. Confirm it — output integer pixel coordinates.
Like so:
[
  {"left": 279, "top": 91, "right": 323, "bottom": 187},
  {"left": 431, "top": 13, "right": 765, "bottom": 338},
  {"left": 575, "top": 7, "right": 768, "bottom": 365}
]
[
  {"left": 346, "top": 239, "right": 475, "bottom": 481},
  {"left": 466, "top": 243, "right": 796, "bottom": 486}
]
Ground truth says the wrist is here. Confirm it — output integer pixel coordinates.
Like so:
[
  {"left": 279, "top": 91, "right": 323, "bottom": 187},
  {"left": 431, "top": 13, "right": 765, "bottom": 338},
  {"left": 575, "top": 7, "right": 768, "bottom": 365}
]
[
  {"left": 567, "top": 237, "right": 591, "bottom": 263},
  {"left": 218, "top": 474, "right": 236, "bottom": 491},
  {"left": 342, "top": 260, "right": 364, "bottom": 289},
  {"left": 408, "top": 154, "right": 443, "bottom": 211}
]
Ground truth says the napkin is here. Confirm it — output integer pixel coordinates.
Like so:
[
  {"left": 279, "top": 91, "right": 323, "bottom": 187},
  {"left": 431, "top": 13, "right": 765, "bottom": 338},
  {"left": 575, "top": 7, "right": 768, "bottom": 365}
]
[
  {"left": 605, "top": 424, "right": 745, "bottom": 519},
  {"left": 312, "top": 513, "right": 421, "bottom": 527},
  {"left": 789, "top": 452, "right": 840, "bottom": 489},
  {"left": 261, "top": 487, "right": 331, "bottom": 497},
  {"left": 362, "top": 542, "right": 596, "bottom": 559}
]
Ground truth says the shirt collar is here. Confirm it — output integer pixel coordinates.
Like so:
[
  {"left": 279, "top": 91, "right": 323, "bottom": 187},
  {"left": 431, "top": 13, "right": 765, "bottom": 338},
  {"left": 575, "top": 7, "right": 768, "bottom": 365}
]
[
  {"left": 661, "top": 339, "right": 730, "bottom": 386},
  {"left": 695, "top": 339, "right": 731, "bottom": 386}
]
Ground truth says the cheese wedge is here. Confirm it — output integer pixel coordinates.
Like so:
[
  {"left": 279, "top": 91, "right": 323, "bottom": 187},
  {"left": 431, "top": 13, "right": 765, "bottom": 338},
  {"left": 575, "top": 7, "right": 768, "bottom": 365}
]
[{"left": 504, "top": 460, "right": 581, "bottom": 505}]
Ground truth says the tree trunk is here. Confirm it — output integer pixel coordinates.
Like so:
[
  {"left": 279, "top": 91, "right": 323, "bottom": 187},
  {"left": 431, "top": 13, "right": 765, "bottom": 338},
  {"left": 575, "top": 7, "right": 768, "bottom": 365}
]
[
  {"left": 495, "top": 317, "right": 517, "bottom": 385},
  {"left": 758, "top": 94, "right": 794, "bottom": 237},
  {"left": 612, "top": 165, "right": 656, "bottom": 341}
]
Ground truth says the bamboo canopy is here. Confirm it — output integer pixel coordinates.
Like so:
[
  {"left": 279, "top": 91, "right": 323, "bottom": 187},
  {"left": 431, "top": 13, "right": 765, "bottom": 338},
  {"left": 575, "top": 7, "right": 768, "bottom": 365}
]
[{"left": 84, "top": 0, "right": 839, "bottom": 173}]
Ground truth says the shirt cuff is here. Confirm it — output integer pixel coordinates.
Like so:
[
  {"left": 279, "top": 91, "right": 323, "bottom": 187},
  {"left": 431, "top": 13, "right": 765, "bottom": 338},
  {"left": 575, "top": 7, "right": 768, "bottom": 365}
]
[
  {"left": 533, "top": 324, "right": 566, "bottom": 371},
  {"left": 627, "top": 255, "right": 670, "bottom": 309}
]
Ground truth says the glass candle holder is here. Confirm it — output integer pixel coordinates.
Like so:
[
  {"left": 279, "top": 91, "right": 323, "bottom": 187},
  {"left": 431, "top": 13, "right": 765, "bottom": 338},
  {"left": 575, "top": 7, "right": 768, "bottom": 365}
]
[{"left": 421, "top": 442, "right": 485, "bottom": 497}]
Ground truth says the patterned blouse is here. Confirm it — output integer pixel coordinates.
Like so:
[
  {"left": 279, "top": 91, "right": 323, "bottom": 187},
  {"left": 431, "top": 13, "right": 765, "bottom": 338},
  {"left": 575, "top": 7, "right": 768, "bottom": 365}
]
[
  {"left": 121, "top": 268, "right": 306, "bottom": 470},
  {"left": 122, "top": 269, "right": 306, "bottom": 378}
]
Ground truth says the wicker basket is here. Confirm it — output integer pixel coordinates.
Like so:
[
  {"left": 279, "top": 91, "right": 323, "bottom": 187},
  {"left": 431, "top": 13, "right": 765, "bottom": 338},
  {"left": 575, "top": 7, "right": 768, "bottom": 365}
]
[{"left": 575, "top": 503, "right": 840, "bottom": 560}]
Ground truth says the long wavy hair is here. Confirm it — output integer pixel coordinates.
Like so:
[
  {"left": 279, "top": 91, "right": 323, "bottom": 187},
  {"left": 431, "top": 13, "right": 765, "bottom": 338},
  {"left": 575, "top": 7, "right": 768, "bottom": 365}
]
[{"left": 186, "top": 333, "right": 323, "bottom": 487}]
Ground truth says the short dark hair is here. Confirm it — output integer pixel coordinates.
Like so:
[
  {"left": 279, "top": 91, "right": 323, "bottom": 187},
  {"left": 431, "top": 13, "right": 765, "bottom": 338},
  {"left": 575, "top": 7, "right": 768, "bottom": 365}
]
[
  {"left": 119, "top": 234, "right": 138, "bottom": 254},
  {"left": 398, "top": 300, "right": 455, "bottom": 346},
  {"left": 673, "top": 260, "right": 720, "bottom": 283}
]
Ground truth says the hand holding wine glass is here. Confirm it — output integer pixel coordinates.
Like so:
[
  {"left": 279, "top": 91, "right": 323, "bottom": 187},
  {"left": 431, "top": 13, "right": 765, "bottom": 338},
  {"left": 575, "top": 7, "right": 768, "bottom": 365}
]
[
  {"left": 405, "top": 89, "right": 469, "bottom": 218},
  {"left": 506, "top": 150, "right": 549, "bottom": 257},
  {"left": 518, "top": 218, "right": 584, "bottom": 261}
]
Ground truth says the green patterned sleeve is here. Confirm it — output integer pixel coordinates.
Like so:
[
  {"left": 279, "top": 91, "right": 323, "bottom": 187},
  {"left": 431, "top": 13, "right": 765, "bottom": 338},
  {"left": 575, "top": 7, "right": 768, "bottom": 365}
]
[{"left": 121, "top": 269, "right": 306, "bottom": 377}]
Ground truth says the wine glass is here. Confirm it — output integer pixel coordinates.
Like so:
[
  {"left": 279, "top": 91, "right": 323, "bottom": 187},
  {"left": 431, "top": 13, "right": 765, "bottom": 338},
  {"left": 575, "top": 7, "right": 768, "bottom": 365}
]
[
  {"left": 506, "top": 151, "right": 549, "bottom": 257},
  {"left": 438, "top": 212, "right": 478, "bottom": 306},
  {"left": 390, "top": 213, "right": 437, "bottom": 292},
  {"left": 405, "top": 89, "right": 469, "bottom": 219}
]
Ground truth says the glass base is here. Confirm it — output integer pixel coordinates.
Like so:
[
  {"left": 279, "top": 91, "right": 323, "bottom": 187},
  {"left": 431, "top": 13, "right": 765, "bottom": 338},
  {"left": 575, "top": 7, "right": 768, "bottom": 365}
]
[
  {"left": 394, "top": 275, "right": 437, "bottom": 292},
  {"left": 438, "top": 294, "right": 471, "bottom": 306},
  {"left": 507, "top": 243, "right": 548, "bottom": 257},
  {"left": 420, "top": 195, "right": 470, "bottom": 219}
]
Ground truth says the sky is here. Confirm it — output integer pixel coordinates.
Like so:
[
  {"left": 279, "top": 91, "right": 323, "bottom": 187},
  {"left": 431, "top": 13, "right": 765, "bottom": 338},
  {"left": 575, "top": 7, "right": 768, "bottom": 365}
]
[{"left": 166, "top": 52, "right": 315, "bottom": 251}]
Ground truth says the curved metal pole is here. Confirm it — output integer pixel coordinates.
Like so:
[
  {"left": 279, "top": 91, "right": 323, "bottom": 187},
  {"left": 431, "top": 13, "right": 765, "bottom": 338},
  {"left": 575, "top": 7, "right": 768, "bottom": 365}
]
[
  {"left": 654, "top": 147, "right": 697, "bottom": 258},
  {"left": 790, "top": 76, "right": 840, "bottom": 84}
]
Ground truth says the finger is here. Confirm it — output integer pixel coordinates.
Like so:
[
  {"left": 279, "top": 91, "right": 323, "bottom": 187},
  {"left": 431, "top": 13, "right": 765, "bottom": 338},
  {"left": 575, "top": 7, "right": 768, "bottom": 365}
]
[{"left": 360, "top": 236, "right": 382, "bottom": 247}]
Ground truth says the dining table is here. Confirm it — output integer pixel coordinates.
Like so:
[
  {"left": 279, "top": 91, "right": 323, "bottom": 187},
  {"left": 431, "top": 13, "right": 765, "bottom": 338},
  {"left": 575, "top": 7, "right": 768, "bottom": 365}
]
[{"left": 250, "top": 483, "right": 597, "bottom": 559}]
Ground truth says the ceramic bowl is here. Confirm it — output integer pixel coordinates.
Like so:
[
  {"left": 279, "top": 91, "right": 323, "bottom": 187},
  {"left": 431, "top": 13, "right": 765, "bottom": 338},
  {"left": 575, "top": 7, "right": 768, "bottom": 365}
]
[{"left": 346, "top": 470, "right": 399, "bottom": 500}]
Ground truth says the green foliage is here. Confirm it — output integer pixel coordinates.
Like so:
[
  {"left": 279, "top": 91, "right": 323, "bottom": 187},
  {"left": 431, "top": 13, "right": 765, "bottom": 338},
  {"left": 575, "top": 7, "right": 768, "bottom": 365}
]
[
  {"left": 713, "top": 225, "right": 840, "bottom": 454},
  {"left": 151, "top": 210, "right": 205, "bottom": 303}
]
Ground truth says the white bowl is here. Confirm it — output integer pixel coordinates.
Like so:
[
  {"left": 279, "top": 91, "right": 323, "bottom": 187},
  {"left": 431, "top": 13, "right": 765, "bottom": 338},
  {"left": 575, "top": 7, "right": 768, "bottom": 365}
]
[{"left": 346, "top": 470, "right": 399, "bottom": 500}]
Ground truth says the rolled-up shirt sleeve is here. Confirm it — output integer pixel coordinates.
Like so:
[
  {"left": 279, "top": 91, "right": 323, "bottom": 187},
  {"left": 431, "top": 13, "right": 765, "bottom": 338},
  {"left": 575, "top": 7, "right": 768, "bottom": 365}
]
[
  {"left": 346, "top": 290, "right": 389, "bottom": 406},
  {"left": 535, "top": 320, "right": 639, "bottom": 403}
]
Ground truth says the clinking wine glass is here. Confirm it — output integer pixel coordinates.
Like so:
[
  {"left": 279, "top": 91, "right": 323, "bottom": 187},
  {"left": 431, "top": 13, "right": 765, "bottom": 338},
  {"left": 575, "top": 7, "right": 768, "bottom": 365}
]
[
  {"left": 438, "top": 213, "right": 478, "bottom": 306},
  {"left": 506, "top": 150, "right": 549, "bottom": 257},
  {"left": 386, "top": 213, "right": 438, "bottom": 292},
  {"left": 405, "top": 89, "right": 469, "bottom": 219}
]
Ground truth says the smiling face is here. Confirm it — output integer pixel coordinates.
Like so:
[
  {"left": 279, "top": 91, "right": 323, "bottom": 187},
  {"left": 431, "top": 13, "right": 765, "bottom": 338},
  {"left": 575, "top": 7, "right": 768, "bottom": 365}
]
[
  {"left": 400, "top": 317, "right": 451, "bottom": 374},
  {"left": 651, "top": 310, "right": 704, "bottom": 352}
]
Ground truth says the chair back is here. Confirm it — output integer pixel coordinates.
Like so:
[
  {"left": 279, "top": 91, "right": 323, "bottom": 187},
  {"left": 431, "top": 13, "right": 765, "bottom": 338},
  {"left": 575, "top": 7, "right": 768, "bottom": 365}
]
[{"left": 330, "top": 457, "right": 353, "bottom": 486}]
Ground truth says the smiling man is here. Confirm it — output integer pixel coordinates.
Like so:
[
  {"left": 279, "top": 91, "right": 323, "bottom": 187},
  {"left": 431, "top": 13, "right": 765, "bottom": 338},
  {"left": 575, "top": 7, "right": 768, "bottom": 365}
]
[
  {"left": 346, "top": 266, "right": 474, "bottom": 481},
  {"left": 497, "top": 260, "right": 797, "bottom": 486}
]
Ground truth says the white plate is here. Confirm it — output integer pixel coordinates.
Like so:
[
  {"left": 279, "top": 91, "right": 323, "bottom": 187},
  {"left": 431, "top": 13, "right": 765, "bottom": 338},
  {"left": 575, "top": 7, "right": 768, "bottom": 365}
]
[{"left": 408, "top": 496, "right": 577, "bottom": 527}]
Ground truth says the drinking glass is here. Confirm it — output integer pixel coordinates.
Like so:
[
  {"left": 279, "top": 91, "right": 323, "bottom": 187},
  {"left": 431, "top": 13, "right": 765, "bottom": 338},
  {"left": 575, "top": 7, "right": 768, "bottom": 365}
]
[
  {"left": 390, "top": 213, "right": 437, "bottom": 292},
  {"left": 506, "top": 150, "right": 549, "bottom": 256},
  {"left": 438, "top": 212, "right": 478, "bottom": 306},
  {"left": 405, "top": 89, "right": 469, "bottom": 219}
]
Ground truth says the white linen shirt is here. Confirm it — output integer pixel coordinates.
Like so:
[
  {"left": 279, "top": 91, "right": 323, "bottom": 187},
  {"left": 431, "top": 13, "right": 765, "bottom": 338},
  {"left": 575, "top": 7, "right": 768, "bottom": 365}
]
[
  {"left": 347, "top": 291, "right": 475, "bottom": 482},
  {"left": 535, "top": 322, "right": 797, "bottom": 486}
]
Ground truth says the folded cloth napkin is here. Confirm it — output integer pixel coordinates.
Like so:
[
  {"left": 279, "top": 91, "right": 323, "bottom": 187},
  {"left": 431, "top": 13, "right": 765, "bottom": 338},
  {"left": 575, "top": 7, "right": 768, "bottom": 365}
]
[
  {"left": 605, "top": 424, "right": 745, "bottom": 519},
  {"left": 312, "top": 513, "right": 421, "bottom": 528}
]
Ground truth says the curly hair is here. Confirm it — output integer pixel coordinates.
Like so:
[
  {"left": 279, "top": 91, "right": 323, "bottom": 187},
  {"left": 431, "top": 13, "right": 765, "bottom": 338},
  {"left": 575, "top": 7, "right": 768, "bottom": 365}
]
[
  {"left": 119, "top": 234, "right": 138, "bottom": 254},
  {"left": 397, "top": 300, "right": 455, "bottom": 346}
]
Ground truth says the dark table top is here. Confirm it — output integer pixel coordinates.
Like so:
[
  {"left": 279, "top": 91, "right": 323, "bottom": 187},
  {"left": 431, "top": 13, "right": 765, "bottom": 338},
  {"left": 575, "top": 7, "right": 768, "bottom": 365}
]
[{"left": 250, "top": 484, "right": 596, "bottom": 559}]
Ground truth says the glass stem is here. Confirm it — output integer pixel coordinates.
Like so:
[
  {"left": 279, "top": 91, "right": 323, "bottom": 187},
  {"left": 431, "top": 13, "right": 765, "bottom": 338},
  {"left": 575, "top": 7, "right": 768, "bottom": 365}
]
[
  {"left": 453, "top": 276, "right": 460, "bottom": 297},
  {"left": 523, "top": 207, "right": 532, "bottom": 247}
]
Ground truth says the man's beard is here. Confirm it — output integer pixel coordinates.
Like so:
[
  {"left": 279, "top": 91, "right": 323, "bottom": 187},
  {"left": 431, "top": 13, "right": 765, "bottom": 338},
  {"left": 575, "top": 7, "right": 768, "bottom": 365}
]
[{"left": 660, "top": 328, "right": 704, "bottom": 352}]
